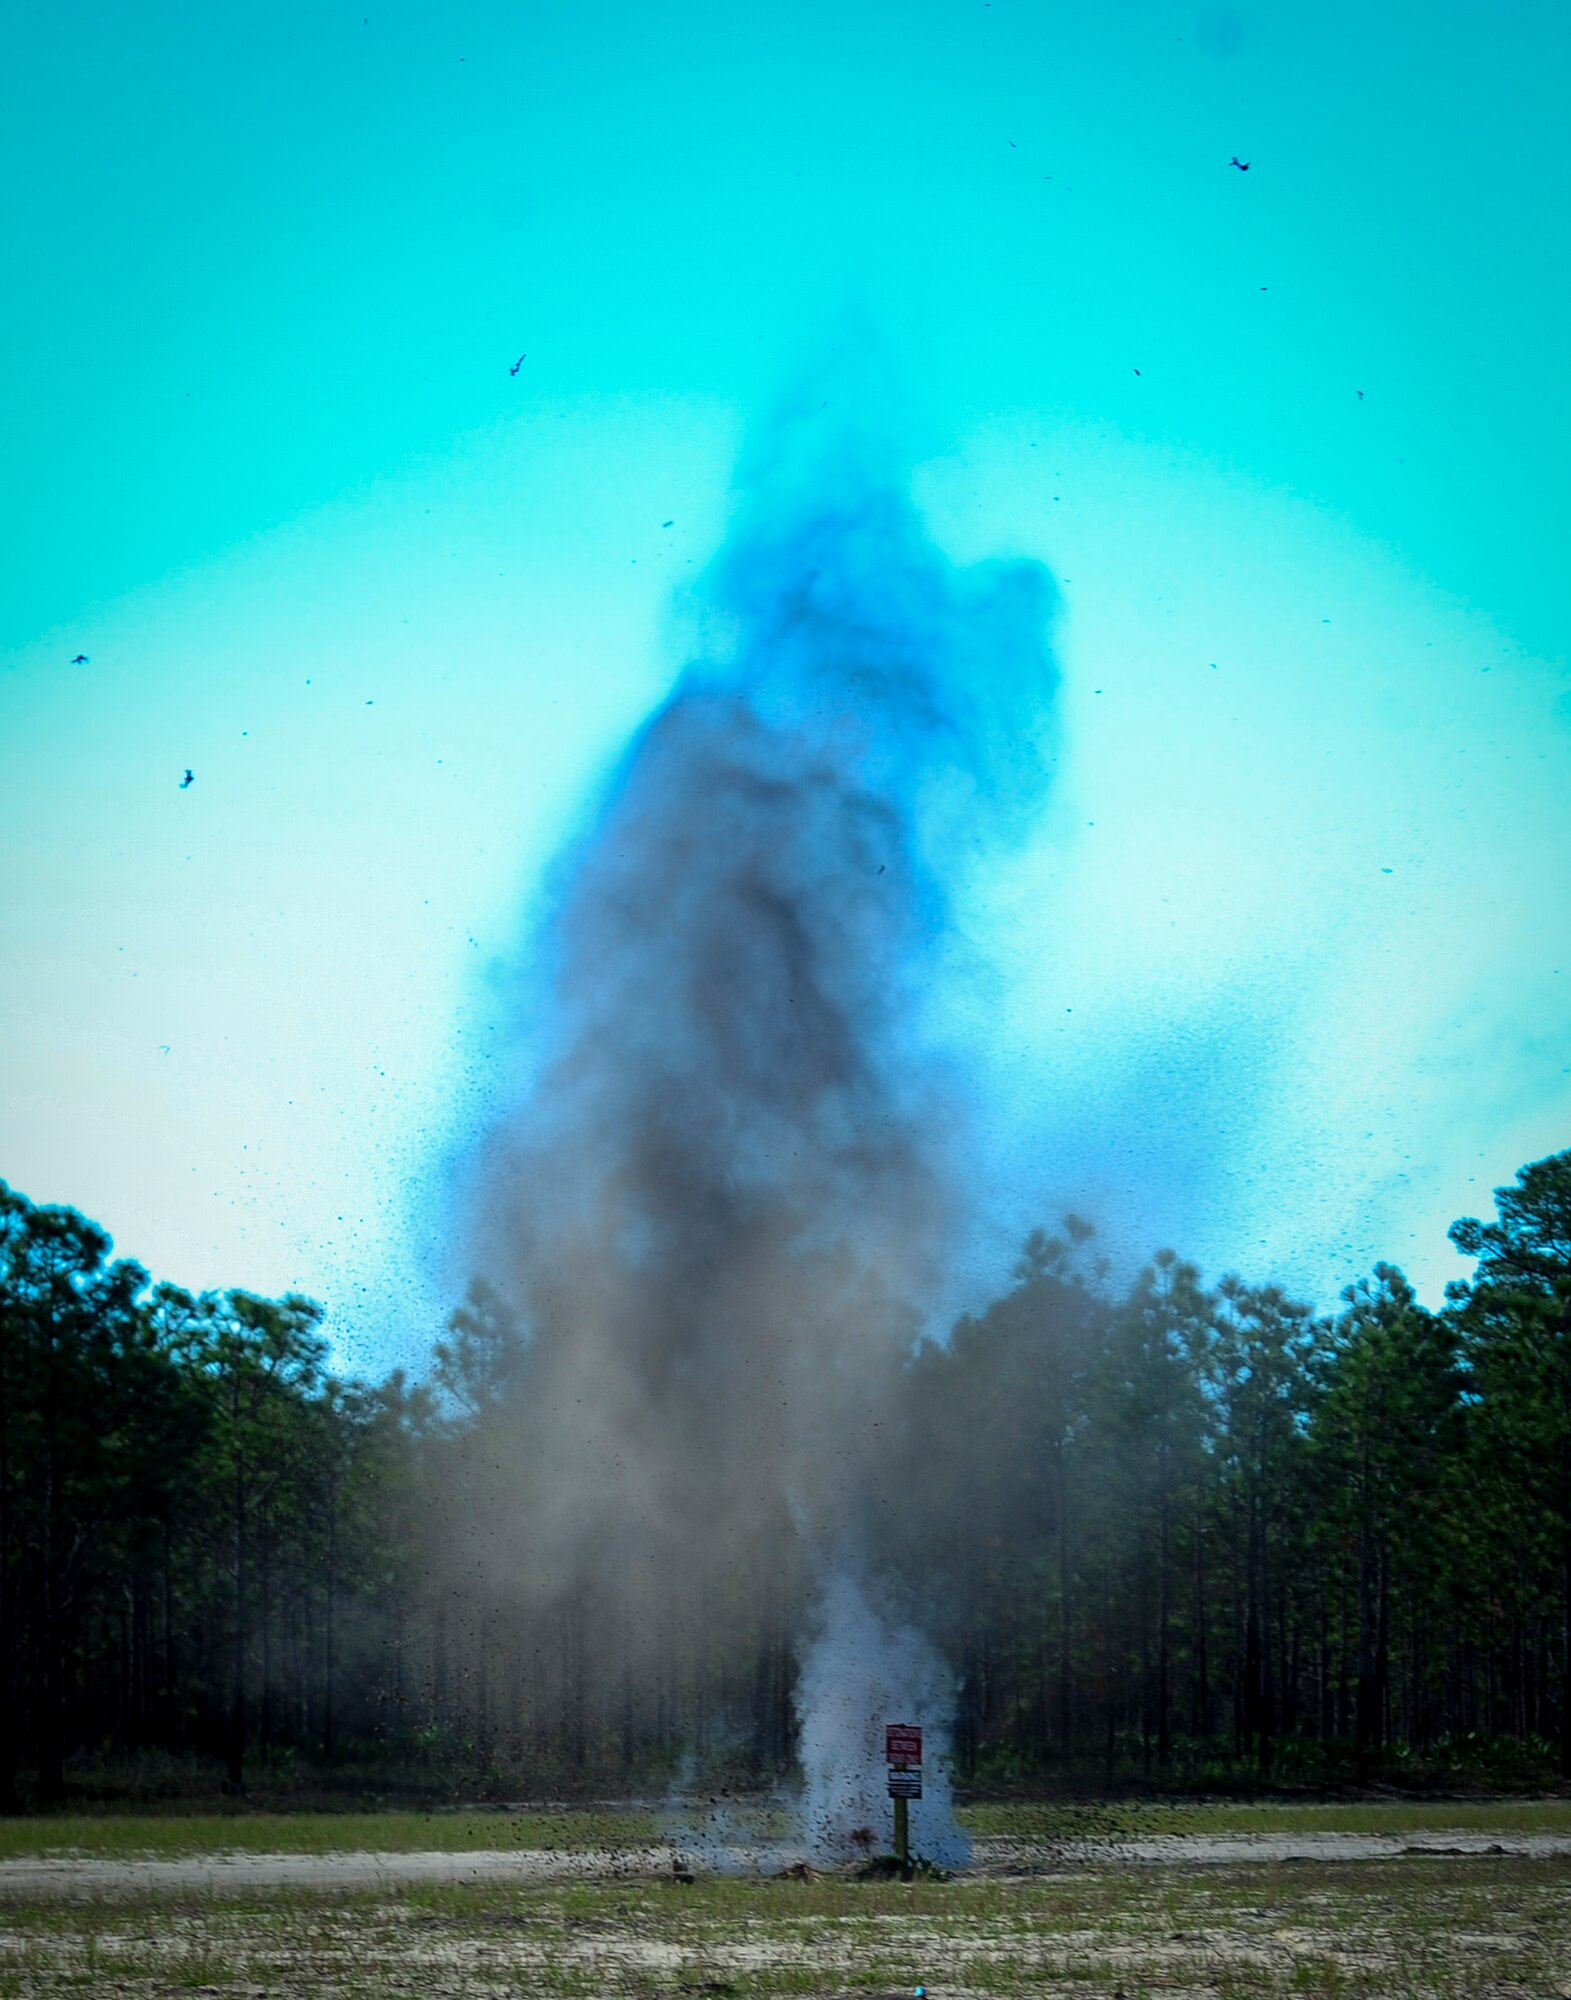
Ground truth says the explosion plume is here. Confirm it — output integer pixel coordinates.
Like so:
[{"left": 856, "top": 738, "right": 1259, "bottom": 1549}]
[{"left": 460, "top": 381, "right": 1058, "bottom": 1850}]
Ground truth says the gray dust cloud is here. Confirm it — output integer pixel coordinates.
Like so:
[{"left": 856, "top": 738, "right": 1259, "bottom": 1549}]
[{"left": 453, "top": 380, "right": 1058, "bottom": 1847}]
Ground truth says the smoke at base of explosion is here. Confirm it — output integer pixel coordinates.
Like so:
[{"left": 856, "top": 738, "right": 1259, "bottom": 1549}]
[{"left": 793, "top": 1563, "right": 969, "bottom": 1865}]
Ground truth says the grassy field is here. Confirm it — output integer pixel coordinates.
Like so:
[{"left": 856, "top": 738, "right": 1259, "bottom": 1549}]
[
  {"left": 0, "top": 1856, "right": 1565, "bottom": 1997},
  {"left": 961, "top": 1797, "right": 1571, "bottom": 1839},
  {"left": 0, "top": 1807, "right": 659, "bottom": 1862},
  {"left": 0, "top": 1796, "right": 1569, "bottom": 1860}
]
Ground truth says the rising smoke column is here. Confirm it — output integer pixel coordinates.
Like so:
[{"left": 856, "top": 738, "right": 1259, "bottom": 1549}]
[{"left": 470, "top": 385, "right": 1057, "bottom": 1834}]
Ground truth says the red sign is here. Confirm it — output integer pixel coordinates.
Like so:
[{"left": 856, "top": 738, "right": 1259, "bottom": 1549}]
[{"left": 885, "top": 1723, "right": 923, "bottom": 1765}]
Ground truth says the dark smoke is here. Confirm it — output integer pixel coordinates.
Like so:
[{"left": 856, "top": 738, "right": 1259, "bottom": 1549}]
[{"left": 462, "top": 384, "right": 1058, "bottom": 1790}]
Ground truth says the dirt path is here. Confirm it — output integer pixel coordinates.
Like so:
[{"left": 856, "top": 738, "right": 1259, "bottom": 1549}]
[
  {"left": 985, "top": 1829, "right": 1571, "bottom": 1869},
  {"left": 3, "top": 1830, "right": 1568, "bottom": 1898}
]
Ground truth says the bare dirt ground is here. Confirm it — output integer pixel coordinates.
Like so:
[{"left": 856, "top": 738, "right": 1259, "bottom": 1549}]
[
  {"left": 1, "top": 1832, "right": 1568, "bottom": 1997},
  {"left": 1, "top": 1829, "right": 1569, "bottom": 1898},
  {"left": 0, "top": 1860, "right": 1567, "bottom": 1999}
]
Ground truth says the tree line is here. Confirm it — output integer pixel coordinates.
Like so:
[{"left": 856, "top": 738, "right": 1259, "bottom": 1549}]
[{"left": 1, "top": 1150, "right": 1568, "bottom": 1805}]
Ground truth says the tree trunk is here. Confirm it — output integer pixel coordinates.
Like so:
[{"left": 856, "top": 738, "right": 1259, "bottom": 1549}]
[
  {"left": 0, "top": 1365, "right": 17, "bottom": 1811},
  {"left": 1561, "top": 1523, "right": 1571, "bottom": 1778},
  {"left": 38, "top": 1437, "right": 65, "bottom": 1802},
  {"left": 1193, "top": 1514, "right": 1210, "bottom": 1745},
  {"left": 1356, "top": 1444, "right": 1378, "bottom": 1766},
  {"left": 1156, "top": 1459, "right": 1172, "bottom": 1768},
  {"left": 227, "top": 1456, "right": 247, "bottom": 1792},
  {"left": 323, "top": 1483, "right": 338, "bottom": 1763},
  {"left": 1057, "top": 1448, "right": 1073, "bottom": 1760},
  {"left": 258, "top": 1538, "right": 272, "bottom": 1765}
]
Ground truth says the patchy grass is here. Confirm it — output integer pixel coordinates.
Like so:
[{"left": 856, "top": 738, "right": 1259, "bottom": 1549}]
[
  {"left": 960, "top": 1795, "right": 1571, "bottom": 1839},
  {"left": 0, "top": 1856, "right": 1565, "bottom": 1997},
  {"left": 3, "top": 1794, "right": 1569, "bottom": 1863},
  {"left": 0, "top": 1806, "right": 658, "bottom": 1862}
]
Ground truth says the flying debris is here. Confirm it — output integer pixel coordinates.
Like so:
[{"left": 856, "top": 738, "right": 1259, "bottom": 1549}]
[
  {"left": 70, "top": 653, "right": 89, "bottom": 664},
  {"left": 509, "top": 353, "right": 526, "bottom": 376},
  {"left": 459, "top": 382, "right": 1053, "bottom": 1867},
  {"left": 1230, "top": 156, "right": 1251, "bottom": 170},
  {"left": 179, "top": 769, "right": 194, "bottom": 789}
]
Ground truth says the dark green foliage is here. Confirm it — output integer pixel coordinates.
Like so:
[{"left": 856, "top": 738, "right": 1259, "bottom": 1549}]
[
  {"left": 1449, "top": 1149, "right": 1571, "bottom": 1772},
  {"left": 0, "top": 1183, "right": 410, "bottom": 1805},
  {"left": 1, "top": 1150, "right": 1569, "bottom": 1804},
  {"left": 879, "top": 1153, "right": 1571, "bottom": 1791}
]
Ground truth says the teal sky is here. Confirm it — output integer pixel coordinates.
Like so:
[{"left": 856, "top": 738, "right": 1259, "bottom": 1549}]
[{"left": 3, "top": 0, "right": 1568, "bottom": 1370}]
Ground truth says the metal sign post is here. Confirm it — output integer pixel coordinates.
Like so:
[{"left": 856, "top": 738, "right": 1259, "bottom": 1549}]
[{"left": 884, "top": 1724, "right": 923, "bottom": 1875}]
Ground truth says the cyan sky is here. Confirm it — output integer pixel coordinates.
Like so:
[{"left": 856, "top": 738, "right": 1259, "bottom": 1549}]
[{"left": 3, "top": 0, "right": 1568, "bottom": 1369}]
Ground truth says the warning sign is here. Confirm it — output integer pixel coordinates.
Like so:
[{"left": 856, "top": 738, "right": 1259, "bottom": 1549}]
[
  {"left": 887, "top": 1767, "right": 923, "bottom": 1799},
  {"left": 884, "top": 1724, "right": 923, "bottom": 1765}
]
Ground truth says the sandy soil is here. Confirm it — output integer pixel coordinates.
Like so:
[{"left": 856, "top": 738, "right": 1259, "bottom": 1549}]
[
  {"left": 1, "top": 1848, "right": 1564, "bottom": 1999},
  {"left": 3, "top": 1829, "right": 1569, "bottom": 1898}
]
